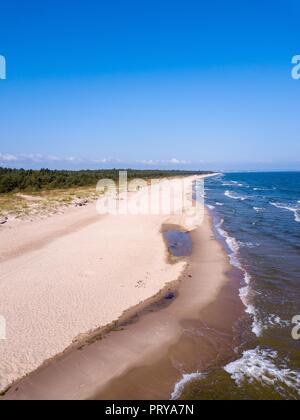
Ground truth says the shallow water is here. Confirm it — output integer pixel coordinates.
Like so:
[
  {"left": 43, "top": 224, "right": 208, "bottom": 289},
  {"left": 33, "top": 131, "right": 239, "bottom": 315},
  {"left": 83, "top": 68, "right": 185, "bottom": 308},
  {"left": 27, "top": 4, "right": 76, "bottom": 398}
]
[
  {"left": 178, "top": 172, "right": 300, "bottom": 400},
  {"left": 163, "top": 230, "right": 193, "bottom": 257}
]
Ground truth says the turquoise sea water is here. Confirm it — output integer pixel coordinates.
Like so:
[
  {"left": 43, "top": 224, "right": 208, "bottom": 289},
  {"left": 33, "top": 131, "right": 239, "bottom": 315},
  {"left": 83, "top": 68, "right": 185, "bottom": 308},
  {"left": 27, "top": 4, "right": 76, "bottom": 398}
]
[{"left": 182, "top": 172, "right": 300, "bottom": 400}]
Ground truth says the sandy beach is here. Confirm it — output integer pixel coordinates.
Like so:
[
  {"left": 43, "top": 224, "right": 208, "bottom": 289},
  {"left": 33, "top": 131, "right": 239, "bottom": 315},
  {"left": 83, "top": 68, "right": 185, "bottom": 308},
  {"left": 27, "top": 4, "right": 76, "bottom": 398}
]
[
  {"left": 1, "top": 175, "right": 225, "bottom": 397},
  {"left": 2, "top": 198, "right": 243, "bottom": 401}
]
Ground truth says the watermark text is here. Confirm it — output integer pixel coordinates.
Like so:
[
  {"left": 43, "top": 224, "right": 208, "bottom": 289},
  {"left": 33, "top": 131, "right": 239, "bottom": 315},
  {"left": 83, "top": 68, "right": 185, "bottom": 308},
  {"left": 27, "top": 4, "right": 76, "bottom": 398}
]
[
  {"left": 0, "top": 315, "right": 6, "bottom": 340},
  {"left": 95, "top": 171, "right": 205, "bottom": 228},
  {"left": 292, "top": 55, "right": 300, "bottom": 80},
  {"left": 0, "top": 55, "right": 6, "bottom": 80},
  {"left": 292, "top": 315, "right": 300, "bottom": 340}
]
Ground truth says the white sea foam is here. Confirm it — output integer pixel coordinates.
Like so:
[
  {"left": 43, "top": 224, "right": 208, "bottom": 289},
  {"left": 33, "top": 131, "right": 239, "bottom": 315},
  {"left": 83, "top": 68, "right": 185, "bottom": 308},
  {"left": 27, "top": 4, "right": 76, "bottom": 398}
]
[
  {"left": 270, "top": 202, "right": 300, "bottom": 223},
  {"left": 243, "top": 271, "right": 251, "bottom": 285},
  {"left": 264, "top": 314, "right": 291, "bottom": 329},
  {"left": 215, "top": 218, "right": 288, "bottom": 338},
  {"left": 238, "top": 241, "right": 260, "bottom": 249},
  {"left": 215, "top": 202, "right": 224, "bottom": 206},
  {"left": 222, "top": 181, "right": 245, "bottom": 187},
  {"left": 171, "top": 372, "right": 204, "bottom": 400},
  {"left": 245, "top": 305, "right": 264, "bottom": 336},
  {"left": 253, "top": 207, "right": 264, "bottom": 213},
  {"left": 224, "top": 347, "right": 300, "bottom": 397},
  {"left": 238, "top": 282, "right": 263, "bottom": 336},
  {"left": 216, "top": 219, "right": 262, "bottom": 337},
  {"left": 216, "top": 221, "right": 241, "bottom": 269},
  {"left": 225, "top": 190, "right": 247, "bottom": 201},
  {"left": 207, "top": 204, "right": 215, "bottom": 210}
]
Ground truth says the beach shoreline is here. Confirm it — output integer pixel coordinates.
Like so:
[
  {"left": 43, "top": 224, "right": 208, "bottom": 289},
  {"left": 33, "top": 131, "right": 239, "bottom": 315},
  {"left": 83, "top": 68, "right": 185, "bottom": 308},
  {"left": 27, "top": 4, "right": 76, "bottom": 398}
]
[
  {"left": 92, "top": 210, "right": 244, "bottom": 400},
  {"left": 0, "top": 173, "right": 241, "bottom": 400}
]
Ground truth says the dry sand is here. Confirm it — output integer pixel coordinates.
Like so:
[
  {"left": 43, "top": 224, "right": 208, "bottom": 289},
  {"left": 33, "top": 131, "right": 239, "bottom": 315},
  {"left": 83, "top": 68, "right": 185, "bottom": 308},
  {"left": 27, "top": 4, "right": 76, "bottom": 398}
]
[{"left": 0, "top": 175, "right": 211, "bottom": 396}]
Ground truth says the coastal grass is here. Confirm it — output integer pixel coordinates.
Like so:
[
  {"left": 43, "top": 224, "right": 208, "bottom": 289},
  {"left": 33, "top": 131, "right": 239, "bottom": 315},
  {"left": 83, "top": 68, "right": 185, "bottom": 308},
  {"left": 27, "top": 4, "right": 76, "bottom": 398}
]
[
  {"left": 0, "top": 194, "right": 30, "bottom": 218},
  {"left": 0, "top": 187, "right": 99, "bottom": 219}
]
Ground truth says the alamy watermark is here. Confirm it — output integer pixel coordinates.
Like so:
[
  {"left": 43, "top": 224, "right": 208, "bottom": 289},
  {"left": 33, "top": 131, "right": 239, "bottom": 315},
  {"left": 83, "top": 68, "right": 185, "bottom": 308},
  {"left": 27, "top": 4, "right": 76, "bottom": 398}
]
[
  {"left": 0, "top": 315, "right": 6, "bottom": 340},
  {"left": 292, "top": 55, "right": 300, "bottom": 80},
  {"left": 95, "top": 171, "right": 205, "bottom": 228},
  {"left": 292, "top": 315, "right": 300, "bottom": 340},
  {"left": 0, "top": 55, "right": 6, "bottom": 80}
]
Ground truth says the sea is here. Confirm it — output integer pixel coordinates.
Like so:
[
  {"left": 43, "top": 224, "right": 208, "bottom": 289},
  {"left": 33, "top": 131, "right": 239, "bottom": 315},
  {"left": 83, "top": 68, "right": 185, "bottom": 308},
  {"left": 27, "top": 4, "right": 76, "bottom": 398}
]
[{"left": 177, "top": 172, "right": 300, "bottom": 400}]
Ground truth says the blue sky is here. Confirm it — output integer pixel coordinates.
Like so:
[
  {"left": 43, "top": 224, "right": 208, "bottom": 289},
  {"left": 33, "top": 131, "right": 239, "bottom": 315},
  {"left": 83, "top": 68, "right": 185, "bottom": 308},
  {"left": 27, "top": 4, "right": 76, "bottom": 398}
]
[{"left": 0, "top": 0, "right": 299, "bottom": 171}]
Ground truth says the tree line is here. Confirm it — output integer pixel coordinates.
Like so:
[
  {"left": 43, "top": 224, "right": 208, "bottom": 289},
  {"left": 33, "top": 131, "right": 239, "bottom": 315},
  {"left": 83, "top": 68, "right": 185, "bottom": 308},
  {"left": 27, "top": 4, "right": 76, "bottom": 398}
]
[{"left": 0, "top": 168, "right": 212, "bottom": 194}]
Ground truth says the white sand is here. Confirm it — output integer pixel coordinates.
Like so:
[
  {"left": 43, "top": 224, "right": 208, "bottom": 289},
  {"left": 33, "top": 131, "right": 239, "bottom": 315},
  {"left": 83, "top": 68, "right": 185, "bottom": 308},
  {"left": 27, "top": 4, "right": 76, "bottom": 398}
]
[{"left": 0, "top": 176, "right": 205, "bottom": 393}]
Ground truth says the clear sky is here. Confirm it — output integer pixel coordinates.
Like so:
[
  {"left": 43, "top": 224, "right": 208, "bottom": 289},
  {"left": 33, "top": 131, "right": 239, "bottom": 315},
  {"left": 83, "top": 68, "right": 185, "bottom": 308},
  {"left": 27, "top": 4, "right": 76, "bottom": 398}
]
[{"left": 0, "top": 0, "right": 299, "bottom": 171}]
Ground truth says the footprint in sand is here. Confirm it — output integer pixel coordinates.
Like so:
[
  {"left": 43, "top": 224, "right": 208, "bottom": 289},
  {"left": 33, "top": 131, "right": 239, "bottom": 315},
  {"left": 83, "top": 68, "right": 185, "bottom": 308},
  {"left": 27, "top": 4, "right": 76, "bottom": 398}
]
[{"left": 135, "top": 272, "right": 151, "bottom": 288}]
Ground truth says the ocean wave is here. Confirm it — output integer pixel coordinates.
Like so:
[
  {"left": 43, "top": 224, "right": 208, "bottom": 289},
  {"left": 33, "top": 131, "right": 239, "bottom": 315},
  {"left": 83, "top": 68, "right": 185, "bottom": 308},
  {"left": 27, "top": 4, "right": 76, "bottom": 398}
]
[
  {"left": 216, "top": 219, "right": 241, "bottom": 268},
  {"left": 216, "top": 219, "right": 262, "bottom": 337},
  {"left": 215, "top": 219, "right": 292, "bottom": 338},
  {"left": 246, "top": 312, "right": 290, "bottom": 334},
  {"left": 225, "top": 190, "right": 248, "bottom": 201},
  {"left": 207, "top": 204, "right": 215, "bottom": 210},
  {"left": 270, "top": 202, "right": 300, "bottom": 223},
  {"left": 171, "top": 372, "right": 204, "bottom": 400},
  {"left": 224, "top": 347, "right": 300, "bottom": 398},
  {"left": 253, "top": 207, "right": 264, "bottom": 213},
  {"left": 253, "top": 187, "right": 273, "bottom": 191},
  {"left": 222, "top": 181, "right": 245, "bottom": 187},
  {"left": 222, "top": 180, "right": 239, "bottom": 185},
  {"left": 238, "top": 241, "right": 260, "bottom": 249},
  {"left": 239, "top": 283, "right": 288, "bottom": 337},
  {"left": 215, "top": 202, "right": 224, "bottom": 206},
  {"left": 239, "top": 290, "right": 263, "bottom": 337},
  {"left": 264, "top": 314, "right": 291, "bottom": 329}
]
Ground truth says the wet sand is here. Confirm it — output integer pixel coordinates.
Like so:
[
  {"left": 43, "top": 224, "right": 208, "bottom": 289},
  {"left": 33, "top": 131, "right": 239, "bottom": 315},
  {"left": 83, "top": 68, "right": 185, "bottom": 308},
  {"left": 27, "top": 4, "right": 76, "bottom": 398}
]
[
  {"left": 93, "top": 212, "right": 244, "bottom": 400},
  {"left": 4, "top": 208, "right": 244, "bottom": 400}
]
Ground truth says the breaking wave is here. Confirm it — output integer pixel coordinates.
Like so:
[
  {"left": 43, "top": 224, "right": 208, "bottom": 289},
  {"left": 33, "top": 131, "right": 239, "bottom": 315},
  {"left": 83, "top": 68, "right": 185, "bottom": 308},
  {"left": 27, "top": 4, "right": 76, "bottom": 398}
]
[{"left": 224, "top": 347, "right": 300, "bottom": 399}]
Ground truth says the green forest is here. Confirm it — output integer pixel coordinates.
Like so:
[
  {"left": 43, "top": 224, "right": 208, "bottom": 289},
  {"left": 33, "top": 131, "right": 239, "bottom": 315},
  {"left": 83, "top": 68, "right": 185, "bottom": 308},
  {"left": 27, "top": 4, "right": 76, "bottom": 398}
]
[{"left": 0, "top": 167, "right": 212, "bottom": 194}]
